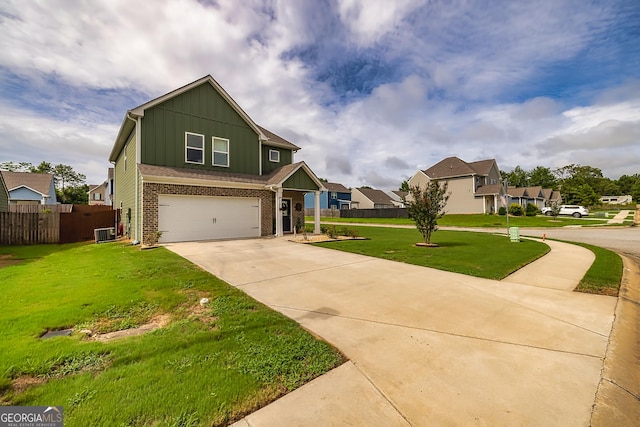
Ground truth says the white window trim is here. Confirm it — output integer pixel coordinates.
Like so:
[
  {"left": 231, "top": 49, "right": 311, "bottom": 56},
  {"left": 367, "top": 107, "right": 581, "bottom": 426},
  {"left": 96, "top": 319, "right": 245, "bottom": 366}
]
[
  {"left": 212, "top": 137, "right": 230, "bottom": 167},
  {"left": 185, "top": 132, "right": 205, "bottom": 165},
  {"left": 269, "top": 149, "right": 280, "bottom": 163}
]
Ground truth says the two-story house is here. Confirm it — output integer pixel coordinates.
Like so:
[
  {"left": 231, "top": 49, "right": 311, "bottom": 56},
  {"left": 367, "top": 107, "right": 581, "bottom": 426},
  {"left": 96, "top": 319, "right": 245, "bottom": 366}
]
[
  {"left": 88, "top": 168, "right": 115, "bottom": 206},
  {"left": 408, "top": 157, "right": 503, "bottom": 214},
  {"left": 304, "top": 182, "right": 352, "bottom": 210},
  {"left": 108, "top": 75, "right": 325, "bottom": 244}
]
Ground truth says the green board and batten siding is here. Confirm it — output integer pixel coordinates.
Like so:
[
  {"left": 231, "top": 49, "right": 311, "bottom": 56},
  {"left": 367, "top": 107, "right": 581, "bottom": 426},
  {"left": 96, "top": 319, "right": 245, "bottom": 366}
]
[
  {"left": 114, "top": 132, "right": 140, "bottom": 240},
  {"left": 262, "top": 145, "right": 293, "bottom": 175},
  {"left": 283, "top": 168, "right": 320, "bottom": 191},
  {"left": 141, "top": 83, "right": 261, "bottom": 175},
  {"left": 0, "top": 174, "right": 8, "bottom": 212}
]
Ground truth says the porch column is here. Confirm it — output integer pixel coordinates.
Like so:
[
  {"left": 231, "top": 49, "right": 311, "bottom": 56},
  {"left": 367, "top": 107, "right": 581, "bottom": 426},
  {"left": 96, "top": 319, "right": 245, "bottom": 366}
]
[
  {"left": 275, "top": 187, "right": 283, "bottom": 237},
  {"left": 314, "top": 191, "right": 321, "bottom": 234}
]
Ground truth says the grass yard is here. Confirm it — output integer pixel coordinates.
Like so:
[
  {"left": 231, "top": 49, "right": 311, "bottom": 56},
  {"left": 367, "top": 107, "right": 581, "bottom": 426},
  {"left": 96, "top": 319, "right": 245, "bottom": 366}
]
[
  {"left": 307, "top": 214, "right": 608, "bottom": 228},
  {"left": 571, "top": 242, "right": 623, "bottom": 296},
  {"left": 0, "top": 242, "right": 344, "bottom": 426},
  {"left": 312, "top": 226, "right": 549, "bottom": 279}
]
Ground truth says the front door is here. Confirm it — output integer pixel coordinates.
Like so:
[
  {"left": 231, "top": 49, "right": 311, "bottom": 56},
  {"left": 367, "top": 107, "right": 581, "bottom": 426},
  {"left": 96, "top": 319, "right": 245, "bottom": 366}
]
[{"left": 282, "top": 198, "right": 292, "bottom": 233}]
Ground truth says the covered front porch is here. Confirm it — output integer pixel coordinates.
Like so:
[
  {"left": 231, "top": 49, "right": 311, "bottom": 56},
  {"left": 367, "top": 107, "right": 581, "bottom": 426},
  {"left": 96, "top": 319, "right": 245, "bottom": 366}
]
[{"left": 268, "top": 162, "right": 325, "bottom": 237}]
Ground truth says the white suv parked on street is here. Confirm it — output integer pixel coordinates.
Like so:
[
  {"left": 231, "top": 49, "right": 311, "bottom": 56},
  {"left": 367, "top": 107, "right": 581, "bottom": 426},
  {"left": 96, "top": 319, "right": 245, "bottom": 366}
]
[{"left": 541, "top": 205, "right": 589, "bottom": 218}]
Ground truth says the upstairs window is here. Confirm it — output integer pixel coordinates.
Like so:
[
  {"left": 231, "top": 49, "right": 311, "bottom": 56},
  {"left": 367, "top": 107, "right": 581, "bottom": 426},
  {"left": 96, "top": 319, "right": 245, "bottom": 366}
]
[
  {"left": 185, "top": 132, "right": 205, "bottom": 164},
  {"left": 269, "top": 149, "right": 280, "bottom": 163},
  {"left": 213, "top": 137, "right": 229, "bottom": 167}
]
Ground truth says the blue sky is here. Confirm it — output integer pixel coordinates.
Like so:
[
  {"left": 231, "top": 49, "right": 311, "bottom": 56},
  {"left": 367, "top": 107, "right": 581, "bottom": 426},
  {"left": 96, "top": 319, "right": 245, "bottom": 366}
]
[{"left": 0, "top": 0, "right": 638, "bottom": 188}]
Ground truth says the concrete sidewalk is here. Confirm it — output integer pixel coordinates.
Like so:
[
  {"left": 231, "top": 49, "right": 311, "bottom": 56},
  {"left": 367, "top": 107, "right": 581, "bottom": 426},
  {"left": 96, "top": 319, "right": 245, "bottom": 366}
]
[
  {"left": 606, "top": 210, "right": 631, "bottom": 224},
  {"left": 166, "top": 236, "right": 617, "bottom": 426}
]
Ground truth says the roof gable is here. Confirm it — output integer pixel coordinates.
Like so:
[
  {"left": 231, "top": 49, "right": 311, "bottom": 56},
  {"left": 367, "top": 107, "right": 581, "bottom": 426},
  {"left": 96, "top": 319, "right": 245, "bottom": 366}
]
[
  {"left": 324, "top": 182, "right": 349, "bottom": 192},
  {"left": 109, "top": 75, "right": 299, "bottom": 162},
  {"left": 423, "top": 156, "right": 498, "bottom": 179},
  {"left": 356, "top": 187, "right": 394, "bottom": 204},
  {"left": 1, "top": 171, "right": 54, "bottom": 196}
]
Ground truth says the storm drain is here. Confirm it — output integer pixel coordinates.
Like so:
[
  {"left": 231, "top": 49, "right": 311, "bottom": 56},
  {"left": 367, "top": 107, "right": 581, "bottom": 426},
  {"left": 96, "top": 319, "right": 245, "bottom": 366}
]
[{"left": 40, "top": 329, "right": 73, "bottom": 339}]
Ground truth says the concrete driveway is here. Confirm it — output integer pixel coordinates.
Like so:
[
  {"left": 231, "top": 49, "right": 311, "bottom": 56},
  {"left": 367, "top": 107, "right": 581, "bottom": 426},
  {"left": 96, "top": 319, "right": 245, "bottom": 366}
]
[{"left": 166, "top": 237, "right": 617, "bottom": 426}]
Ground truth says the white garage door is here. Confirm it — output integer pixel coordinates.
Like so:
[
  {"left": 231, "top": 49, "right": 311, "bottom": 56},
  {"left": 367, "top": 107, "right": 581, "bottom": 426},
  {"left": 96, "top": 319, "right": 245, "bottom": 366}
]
[{"left": 158, "top": 195, "right": 260, "bottom": 243}]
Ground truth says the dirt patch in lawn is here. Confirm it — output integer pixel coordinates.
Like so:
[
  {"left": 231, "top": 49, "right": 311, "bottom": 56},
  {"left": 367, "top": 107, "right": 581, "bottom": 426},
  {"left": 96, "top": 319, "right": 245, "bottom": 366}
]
[
  {"left": 11, "top": 376, "right": 47, "bottom": 395},
  {"left": 87, "top": 291, "right": 216, "bottom": 341},
  {"left": 92, "top": 313, "right": 171, "bottom": 342},
  {"left": 0, "top": 254, "right": 24, "bottom": 269}
]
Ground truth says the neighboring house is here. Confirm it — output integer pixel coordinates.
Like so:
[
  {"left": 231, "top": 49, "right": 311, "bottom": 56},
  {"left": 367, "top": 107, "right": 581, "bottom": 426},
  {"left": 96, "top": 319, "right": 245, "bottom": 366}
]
[
  {"left": 0, "top": 171, "right": 9, "bottom": 212},
  {"left": 351, "top": 187, "right": 396, "bottom": 209},
  {"left": 88, "top": 168, "right": 115, "bottom": 206},
  {"left": 509, "top": 187, "right": 561, "bottom": 208},
  {"left": 541, "top": 188, "right": 562, "bottom": 206},
  {"left": 108, "top": 75, "right": 324, "bottom": 244},
  {"left": 408, "top": 157, "right": 503, "bottom": 214},
  {"left": 507, "top": 187, "right": 528, "bottom": 207},
  {"left": 387, "top": 190, "right": 408, "bottom": 208},
  {"left": 523, "top": 186, "right": 545, "bottom": 209},
  {"left": 304, "top": 182, "right": 351, "bottom": 209},
  {"left": 0, "top": 171, "right": 57, "bottom": 205},
  {"left": 88, "top": 184, "right": 105, "bottom": 205},
  {"left": 600, "top": 195, "right": 632, "bottom": 204}
]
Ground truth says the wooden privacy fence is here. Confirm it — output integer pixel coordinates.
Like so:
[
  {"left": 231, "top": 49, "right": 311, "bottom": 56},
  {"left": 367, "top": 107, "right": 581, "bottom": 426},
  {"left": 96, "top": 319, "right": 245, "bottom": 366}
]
[
  {"left": 0, "top": 212, "right": 60, "bottom": 245},
  {"left": 0, "top": 206, "right": 119, "bottom": 245}
]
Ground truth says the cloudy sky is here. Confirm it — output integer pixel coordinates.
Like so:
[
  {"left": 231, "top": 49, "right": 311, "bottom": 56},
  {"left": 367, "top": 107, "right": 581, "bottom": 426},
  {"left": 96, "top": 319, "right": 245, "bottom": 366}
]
[{"left": 1, "top": 0, "right": 638, "bottom": 188}]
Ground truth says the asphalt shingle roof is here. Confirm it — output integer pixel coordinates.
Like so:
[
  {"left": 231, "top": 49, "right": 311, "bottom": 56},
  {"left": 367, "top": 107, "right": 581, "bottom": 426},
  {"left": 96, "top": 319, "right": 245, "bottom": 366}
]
[
  {"left": 1, "top": 171, "right": 54, "bottom": 195},
  {"left": 356, "top": 187, "right": 394, "bottom": 204},
  {"left": 423, "top": 156, "right": 496, "bottom": 179}
]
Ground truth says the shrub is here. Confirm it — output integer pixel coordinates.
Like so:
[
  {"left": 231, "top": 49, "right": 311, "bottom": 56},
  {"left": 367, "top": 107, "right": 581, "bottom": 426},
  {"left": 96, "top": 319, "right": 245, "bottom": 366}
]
[
  {"left": 525, "top": 203, "right": 540, "bottom": 217},
  {"left": 498, "top": 206, "right": 507, "bottom": 216},
  {"left": 508, "top": 203, "right": 524, "bottom": 216}
]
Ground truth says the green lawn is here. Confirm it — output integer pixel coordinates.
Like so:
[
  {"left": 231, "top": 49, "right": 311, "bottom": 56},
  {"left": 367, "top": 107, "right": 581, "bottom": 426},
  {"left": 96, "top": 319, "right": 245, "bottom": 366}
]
[
  {"left": 0, "top": 242, "right": 344, "bottom": 426},
  {"left": 571, "top": 242, "right": 623, "bottom": 296},
  {"left": 312, "top": 226, "right": 549, "bottom": 279},
  {"left": 307, "top": 214, "right": 608, "bottom": 227}
]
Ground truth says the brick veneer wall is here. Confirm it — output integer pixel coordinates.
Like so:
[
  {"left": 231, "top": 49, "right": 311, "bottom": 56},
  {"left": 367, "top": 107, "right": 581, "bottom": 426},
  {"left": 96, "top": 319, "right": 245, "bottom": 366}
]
[{"left": 142, "top": 182, "right": 275, "bottom": 245}]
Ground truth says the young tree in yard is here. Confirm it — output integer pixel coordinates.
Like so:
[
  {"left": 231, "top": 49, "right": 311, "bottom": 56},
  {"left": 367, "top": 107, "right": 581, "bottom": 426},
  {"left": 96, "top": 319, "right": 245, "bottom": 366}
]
[{"left": 405, "top": 181, "right": 450, "bottom": 246}]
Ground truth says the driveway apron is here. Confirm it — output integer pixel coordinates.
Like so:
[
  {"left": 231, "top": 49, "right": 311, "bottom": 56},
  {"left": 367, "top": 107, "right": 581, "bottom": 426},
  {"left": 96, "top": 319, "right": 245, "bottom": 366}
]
[{"left": 166, "top": 238, "right": 617, "bottom": 426}]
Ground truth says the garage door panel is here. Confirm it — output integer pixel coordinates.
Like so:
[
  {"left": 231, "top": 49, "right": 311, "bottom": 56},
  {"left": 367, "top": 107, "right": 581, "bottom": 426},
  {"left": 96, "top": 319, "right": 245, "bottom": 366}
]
[{"left": 158, "top": 195, "right": 260, "bottom": 243}]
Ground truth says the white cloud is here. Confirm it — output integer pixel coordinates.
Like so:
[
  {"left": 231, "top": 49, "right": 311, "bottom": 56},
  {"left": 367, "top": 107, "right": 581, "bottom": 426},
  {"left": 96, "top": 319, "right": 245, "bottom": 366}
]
[
  {"left": 0, "top": 0, "right": 637, "bottom": 190},
  {"left": 0, "top": 102, "right": 117, "bottom": 184}
]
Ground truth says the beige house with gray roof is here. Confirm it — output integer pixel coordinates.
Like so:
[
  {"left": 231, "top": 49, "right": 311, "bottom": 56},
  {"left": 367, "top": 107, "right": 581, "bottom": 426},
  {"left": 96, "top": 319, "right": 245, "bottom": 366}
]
[{"left": 408, "top": 157, "right": 503, "bottom": 214}]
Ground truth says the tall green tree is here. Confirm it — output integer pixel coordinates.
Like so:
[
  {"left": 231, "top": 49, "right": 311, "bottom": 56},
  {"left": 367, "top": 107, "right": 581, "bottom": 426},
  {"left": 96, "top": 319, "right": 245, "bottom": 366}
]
[
  {"left": 29, "top": 161, "right": 54, "bottom": 174},
  {"left": 399, "top": 180, "right": 410, "bottom": 192},
  {"left": 616, "top": 174, "right": 640, "bottom": 195},
  {"left": 405, "top": 181, "right": 450, "bottom": 246},
  {"left": 528, "top": 166, "right": 558, "bottom": 189},
  {"left": 53, "top": 164, "right": 86, "bottom": 192},
  {"left": 59, "top": 184, "right": 90, "bottom": 204},
  {"left": 504, "top": 166, "right": 528, "bottom": 187}
]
